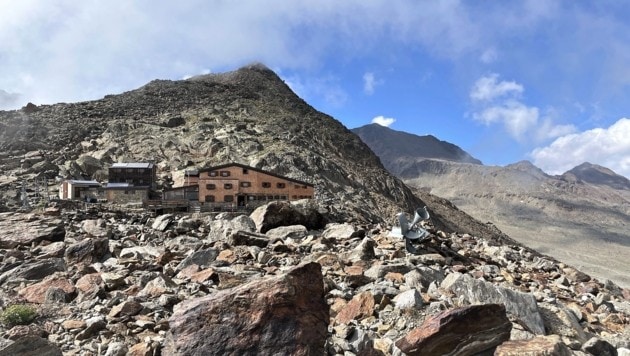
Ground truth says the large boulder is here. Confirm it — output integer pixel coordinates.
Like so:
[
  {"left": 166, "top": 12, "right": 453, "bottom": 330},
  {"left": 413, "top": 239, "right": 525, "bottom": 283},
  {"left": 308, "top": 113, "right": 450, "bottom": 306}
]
[
  {"left": 395, "top": 304, "right": 512, "bottom": 356},
  {"left": 250, "top": 201, "right": 325, "bottom": 233},
  {"left": 165, "top": 262, "right": 329, "bottom": 355},
  {"left": 441, "top": 272, "right": 545, "bottom": 335},
  {"left": 0, "top": 213, "right": 65, "bottom": 249}
]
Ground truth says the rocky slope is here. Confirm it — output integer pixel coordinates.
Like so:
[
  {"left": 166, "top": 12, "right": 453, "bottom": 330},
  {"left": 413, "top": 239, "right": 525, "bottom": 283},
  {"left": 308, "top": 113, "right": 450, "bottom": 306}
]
[
  {"left": 0, "top": 64, "right": 421, "bottom": 223},
  {"left": 0, "top": 203, "right": 627, "bottom": 355}
]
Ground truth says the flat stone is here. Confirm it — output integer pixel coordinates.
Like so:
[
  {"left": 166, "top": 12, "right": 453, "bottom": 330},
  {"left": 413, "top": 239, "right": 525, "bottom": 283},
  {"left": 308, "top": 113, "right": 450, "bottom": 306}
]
[
  {"left": 395, "top": 303, "right": 512, "bottom": 356},
  {"left": 495, "top": 335, "right": 572, "bottom": 356},
  {"left": 0, "top": 213, "right": 65, "bottom": 249},
  {"left": 18, "top": 276, "right": 75, "bottom": 304},
  {"left": 265, "top": 225, "right": 308, "bottom": 240},
  {"left": 61, "top": 320, "right": 87, "bottom": 330},
  {"left": 0, "top": 258, "right": 66, "bottom": 285},
  {"left": 0, "top": 336, "right": 63, "bottom": 356},
  {"left": 335, "top": 291, "right": 376, "bottom": 325}
]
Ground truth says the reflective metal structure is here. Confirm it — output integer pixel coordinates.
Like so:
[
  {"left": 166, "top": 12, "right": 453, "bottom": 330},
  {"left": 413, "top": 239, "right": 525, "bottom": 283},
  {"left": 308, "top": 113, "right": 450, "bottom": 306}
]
[{"left": 390, "top": 206, "right": 431, "bottom": 253}]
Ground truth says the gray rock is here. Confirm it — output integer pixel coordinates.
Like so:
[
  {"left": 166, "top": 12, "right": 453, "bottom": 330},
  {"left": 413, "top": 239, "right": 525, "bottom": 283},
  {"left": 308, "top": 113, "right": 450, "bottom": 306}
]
[
  {"left": 394, "top": 289, "right": 424, "bottom": 311},
  {"left": 75, "top": 316, "right": 106, "bottom": 340},
  {"left": 176, "top": 248, "right": 218, "bottom": 270},
  {"left": 152, "top": 214, "right": 174, "bottom": 231},
  {"left": 250, "top": 201, "right": 325, "bottom": 233},
  {"left": 65, "top": 238, "right": 109, "bottom": 264},
  {"left": 119, "top": 245, "right": 164, "bottom": 260},
  {"left": 265, "top": 225, "right": 308, "bottom": 240},
  {"left": 80, "top": 219, "right": 112, "bottom": 238},
  {"left": 322, "top": 223, "right": 362, "bottom": 239},
  {"left": 405, "top": 267, "right": 445, "bottom": 292},
  {"left": 582, "top": 336, "right": 618, "bottom": 356},
  {"left": 538, "top": 302, "right": 588, "bottom": 343},
  {"left": 0, "top": 213, "right": 65, "bottom": 249},
  {"left": 346, "top": 237, "right": 376, "bottom": 263},
  {"left": 104, "top": 341, "right": 128, "bottom": 356},
  {"left": 0, "top": 336, "right": 63, "bottom": 356},
  {"left": 0, "top": 258, "right": 66, "bottom": 285},
  {"left": 441, "top": 272, "right": 545, "bottom": 335},
  {"left": 207, "top": 215, "right": 256, "bottom": 242}
]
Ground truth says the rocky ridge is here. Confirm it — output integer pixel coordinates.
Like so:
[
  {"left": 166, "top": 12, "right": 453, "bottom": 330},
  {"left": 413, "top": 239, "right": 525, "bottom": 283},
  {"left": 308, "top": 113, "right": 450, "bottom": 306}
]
[
  {"left": 0, "top": 64, "right": 421, "bottom": 223},
  {"left": 0, "top": 203, "right": 627, "bottom": 355}
]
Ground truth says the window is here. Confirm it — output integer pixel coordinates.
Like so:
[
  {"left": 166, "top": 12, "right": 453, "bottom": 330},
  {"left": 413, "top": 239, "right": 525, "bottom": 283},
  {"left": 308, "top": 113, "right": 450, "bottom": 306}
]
[
  {"left": 243, "top": 168, "right": 249, "bottom": 174},
  {"left": 205, "top": 195, "right": 215, "bottom": 202},
  {"left": 206, "top": 184, "right": 216, "bottom": 190},
  {"left": 209, "top": 171, "right": 218, "bottom": 177},
  {"left": 248, "top": 196, "right": 255, "bottom": 201},
  {"left": 292, "top": 195, "right": 297, "bottom": 199},
  {"left": 224, "top": 195, "right": 234, "bottom": 202},
  {"left": 274, "top": 195, "right": 280, "bottom": 200},
  {"left": 224, "top": 183, "right": 233, "bottom": 189},
  {"left": 280, "top": 196, "right": 287, "bottom": 200},
  {"left": 240, "top": 181, "right": 251, "bottom": 188},
  {"left": 262, "top": 182, "right": 271, "bottom": 188},
  {"left": 220, "top": 171, "right": 230, "bottom": 177},
  {"left": 277, "top": 183, "right": 286, "bottom": 189}
]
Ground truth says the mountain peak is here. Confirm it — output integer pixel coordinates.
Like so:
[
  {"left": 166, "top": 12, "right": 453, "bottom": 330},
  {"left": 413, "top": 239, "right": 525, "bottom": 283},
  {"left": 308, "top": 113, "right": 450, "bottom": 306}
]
[
  {"left": 505, "top": 160, "right": 547, "bottom": 177},
  {"left": 562, "top": 162, "right": 630, "bottom": 190},
  {"left": 352, "top": 124, "right": 482, "bottom": 169}
]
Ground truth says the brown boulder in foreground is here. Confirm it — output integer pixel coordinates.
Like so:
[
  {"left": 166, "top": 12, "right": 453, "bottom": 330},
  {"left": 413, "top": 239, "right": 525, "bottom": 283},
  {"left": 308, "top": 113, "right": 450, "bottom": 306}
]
[
  {"left": 395, "top": 303, "right": 512, "bottom": 356},
  {"left": 165, "top": 262, "right": 329, "bottom": 355}
]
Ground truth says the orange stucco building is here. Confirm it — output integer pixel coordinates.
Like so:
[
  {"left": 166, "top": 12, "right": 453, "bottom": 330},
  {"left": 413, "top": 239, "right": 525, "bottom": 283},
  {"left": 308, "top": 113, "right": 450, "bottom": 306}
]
[{"left": 189, "top": 163, "right": 314, "bottom": 208}]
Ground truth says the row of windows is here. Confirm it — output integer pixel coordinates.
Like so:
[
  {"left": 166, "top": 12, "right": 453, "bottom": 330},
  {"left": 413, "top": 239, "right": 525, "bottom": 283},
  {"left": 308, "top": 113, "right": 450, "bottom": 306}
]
[
  {"left": 205, "top": 182, "right": 291, "bottom": 190},
  {"left": 207, "top": 168, "right": 250, "bottom": 177},
  {"left": 204, "top": 195, "right": 289, "bottom": 203}
]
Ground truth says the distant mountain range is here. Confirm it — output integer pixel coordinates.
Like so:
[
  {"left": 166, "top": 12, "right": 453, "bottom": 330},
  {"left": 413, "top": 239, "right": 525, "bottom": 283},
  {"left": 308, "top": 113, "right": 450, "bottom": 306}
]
[{"left": 354, "top": 123, "right": 630, "bottom": 288}]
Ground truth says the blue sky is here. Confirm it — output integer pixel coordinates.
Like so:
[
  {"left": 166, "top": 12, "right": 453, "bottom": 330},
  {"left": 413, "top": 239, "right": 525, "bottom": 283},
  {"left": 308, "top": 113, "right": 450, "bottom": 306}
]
[{"left": 1, "top": 1, "right": 630, "bottom": 177}]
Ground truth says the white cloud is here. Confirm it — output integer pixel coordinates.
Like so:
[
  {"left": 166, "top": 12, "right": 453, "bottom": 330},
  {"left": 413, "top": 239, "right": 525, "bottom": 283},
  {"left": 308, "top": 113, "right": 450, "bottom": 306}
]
[
  {"left": 531, "top": 118, "right": 630, "bottom": 177},
  {"left": 470, "top": 73, "right": 523, "bottom": 102},
  {"left": 371, "top": 115, "right": 395, "bottom": 127},
  {"left": 473, "top": 100, "right": 538, "bottom": 141},
  {"left": 470, "top": 74, "right": 576, "bottom": 142},
  {"left": 363, "top": 72, "right": 378, "bottom": 95}
]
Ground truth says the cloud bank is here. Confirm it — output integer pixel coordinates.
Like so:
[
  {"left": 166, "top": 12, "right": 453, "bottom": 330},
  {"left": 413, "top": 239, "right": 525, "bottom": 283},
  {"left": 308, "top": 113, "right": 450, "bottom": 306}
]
[{"left": 531, "top": 118, "right": 630, "bottom": 177}]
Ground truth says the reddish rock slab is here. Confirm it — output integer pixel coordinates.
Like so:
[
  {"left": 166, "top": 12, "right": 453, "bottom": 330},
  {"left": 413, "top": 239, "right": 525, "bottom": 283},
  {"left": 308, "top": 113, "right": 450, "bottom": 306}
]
[
  {"left": 395, "top": 304, "right": 512, "bottom": 356},
  {"left": 18, "top": 275, "right": 75, "bottom": 304},
  {"left": 165, "top": 262, "right": 329, "bottom": 356},
  {"left": 494, "top": 335, "right": 572, "bottom": 356},
  {"left": 335, "top": 291, "right": 376, "bottom": 325}
]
